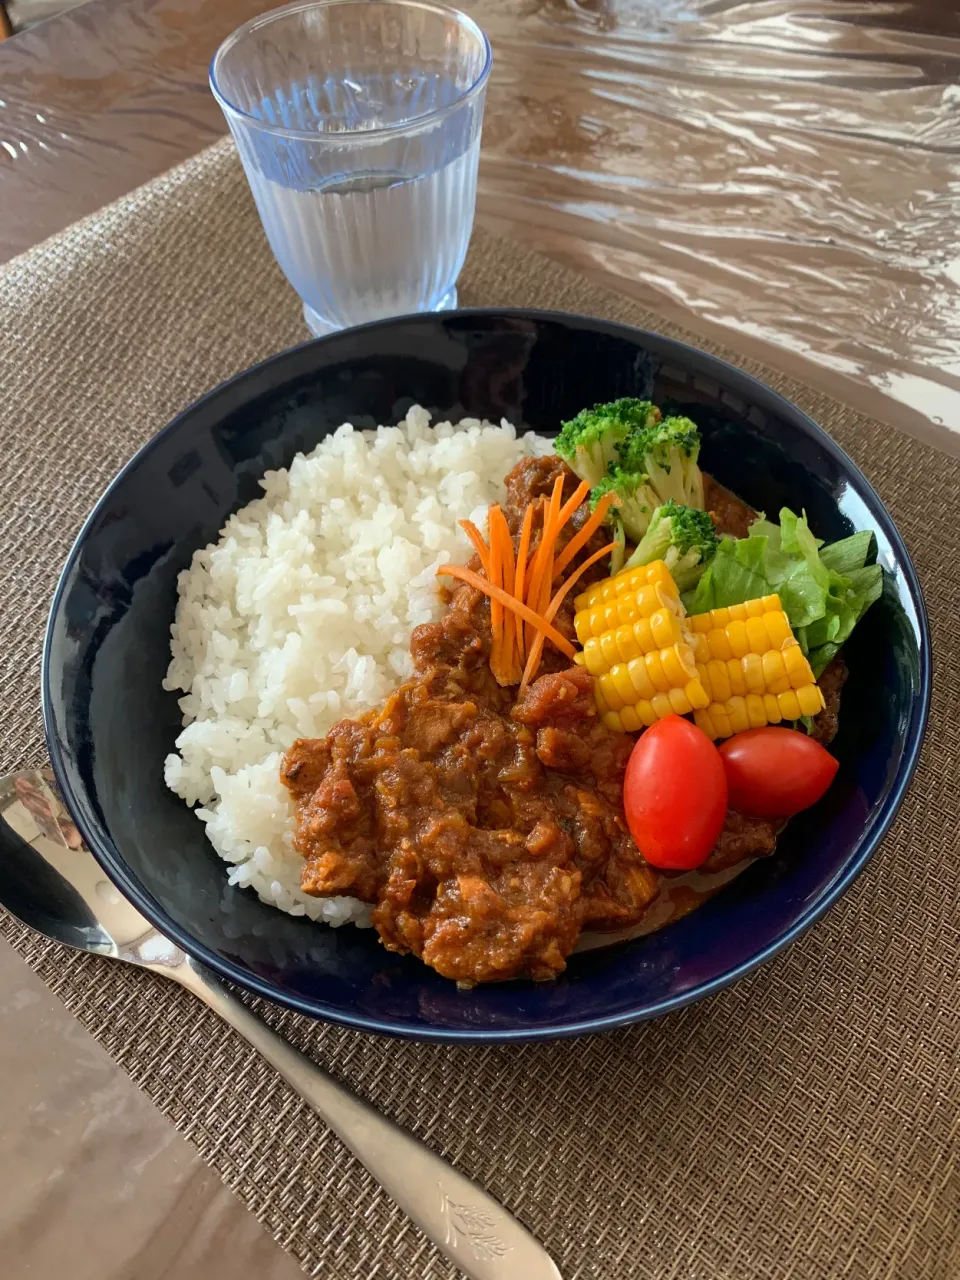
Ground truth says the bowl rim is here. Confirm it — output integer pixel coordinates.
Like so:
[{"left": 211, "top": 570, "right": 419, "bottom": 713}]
[{"left": 41, "top": 308, "right": 933, "bottom": 1042}]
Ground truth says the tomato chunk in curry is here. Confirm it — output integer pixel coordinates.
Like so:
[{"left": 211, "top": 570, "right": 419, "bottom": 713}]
[{"left": 281, "top": 456, "right": 845, "bottom": 986}]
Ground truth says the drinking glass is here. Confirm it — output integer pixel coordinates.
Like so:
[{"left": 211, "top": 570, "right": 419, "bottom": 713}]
[{"left": 210, "top": 0, "right": 492, "bottom": 336}]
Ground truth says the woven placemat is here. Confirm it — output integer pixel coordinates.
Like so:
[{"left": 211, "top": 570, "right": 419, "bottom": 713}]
[{"left": 1, "top": 137, "right": 957, "bottom": 1280}]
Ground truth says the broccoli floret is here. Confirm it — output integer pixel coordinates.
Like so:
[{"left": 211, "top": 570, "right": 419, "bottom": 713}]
[
  {"left": 617, "top": 415, "right": 704, "bottom": 509},
  {"left": 590, "top": 465, "right": 661, "bottom": 542},
  {"left": 624, "top": 500, "right": 719, "bottom": 591},
  {"left": 556, "top": 399, "right": 661, "bottom": 488},
  {"left": 610, "top": 521, "right": 626, "bottom": 576}
]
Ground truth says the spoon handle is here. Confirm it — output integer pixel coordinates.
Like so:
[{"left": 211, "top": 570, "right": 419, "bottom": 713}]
[{"left": 175, "top": 958, "right": 561, "bottom": 1280}]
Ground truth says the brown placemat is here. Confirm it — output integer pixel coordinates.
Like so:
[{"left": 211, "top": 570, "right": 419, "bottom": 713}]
[{"left": 1, "top": 137, "right": 957, "bottom": 1280}]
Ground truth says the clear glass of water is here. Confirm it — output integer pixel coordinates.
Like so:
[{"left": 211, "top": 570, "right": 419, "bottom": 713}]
[{"left": 210, "top": 0, "right": 491, "bottom": 337}]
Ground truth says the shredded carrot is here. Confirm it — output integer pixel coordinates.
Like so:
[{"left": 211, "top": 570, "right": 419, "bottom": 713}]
[
  {"left": 487, "top": 505, "right": 505, "bottom": 678},
  {"left": 521, "top": 502, "right": 548, "bottom": 655},
  {"left": 524, "top": 478, "right": 565, "bottom": 652},
  {"left": 519, "top": 541, "right": 617, "bottom": 692},
  {"left": 488, "top": 505, "right": 521, "bottom": 685},
  {"left": 436, "top": 564, "right": 576, "bottom": 659},
  {"left": 536, "top": 475, "right": 583, "bottom": 621},
  {"left": 458, "top": 519, "right": 492, "bottom": 573},
  {"left": 553, "top": 489, "right": 618, "bottom": 578},
  {"left": 440, "top": 471, "right": 609, "bottom": 688},
  {"left": 512, "top": 504, "right": 535, "bottom": 663},
  {"left": 557, "top": 479, "right": 591, "bottom": 530}
]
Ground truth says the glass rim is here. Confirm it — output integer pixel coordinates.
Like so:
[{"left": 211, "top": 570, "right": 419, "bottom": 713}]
[{"left": 209, "top": 0, "right": 492, "bottom": 143}]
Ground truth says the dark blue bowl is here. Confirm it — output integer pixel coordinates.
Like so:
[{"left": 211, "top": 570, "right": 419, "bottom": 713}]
[{"left": 42, "top": 310, "right": 931, "bottom": 1041}]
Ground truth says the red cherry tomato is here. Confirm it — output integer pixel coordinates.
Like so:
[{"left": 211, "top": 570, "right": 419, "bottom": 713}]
[
  {"left": 718, "top": 727, "right": 839, "bottom": 819},
  {"left": 623, "top": 715, "right": 728, "bottom": 871}
]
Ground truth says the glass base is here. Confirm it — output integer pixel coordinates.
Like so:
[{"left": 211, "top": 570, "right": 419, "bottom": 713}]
[{"left": 303, "top": 286, "right": 459, "bottom": 338}]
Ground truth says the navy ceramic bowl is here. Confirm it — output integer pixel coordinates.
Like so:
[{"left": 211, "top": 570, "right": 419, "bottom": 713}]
[{"left": 42, "top": 311, "right": 931, "bottom": 1041}]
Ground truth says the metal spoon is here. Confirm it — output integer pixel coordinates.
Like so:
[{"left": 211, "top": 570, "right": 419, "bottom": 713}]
[{"left": 0, "top": 767, "right": 561, "bottom": 1280}]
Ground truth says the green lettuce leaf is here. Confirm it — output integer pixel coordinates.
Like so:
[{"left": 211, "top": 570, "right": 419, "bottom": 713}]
[
  {"left": 819, "top": 531, "right": 873, "bottom": 576},
  {"left": 805, "top": 562, "right": 883, "bottom": 676},
  {"left": 684, "top": 534, "right": 788, "bottom": 617},
  {"left": 684, "top": 508, "right": 882, "bottom": 675},
  {"left": 685, "top": 508, "right": 830, "bottom": 627}
]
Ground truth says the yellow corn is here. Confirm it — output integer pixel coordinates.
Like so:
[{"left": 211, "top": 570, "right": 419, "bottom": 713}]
[
  {"left": 574, "top": 560, "right": 676, "bottom": 612},
  {"left": 581, "top": 607, "right": 684, "bottom": 674},
  {"left": 575, "top": 560, "right": 709, "bottom": 732},
  {"left": 574, "top": 580, "right": 682, "bottom": 645},
  {"left": 689, "top": 596, "right": 825, "bottom": 739}
]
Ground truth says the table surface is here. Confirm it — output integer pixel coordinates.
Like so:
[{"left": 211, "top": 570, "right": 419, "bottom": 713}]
[{"left": 0, "top": 2, "right": 957, "bottom": 1276}]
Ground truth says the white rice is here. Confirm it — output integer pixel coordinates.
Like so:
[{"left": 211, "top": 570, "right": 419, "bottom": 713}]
[{"left": 162, "top": 406, "right": 553, "bottom": 927}]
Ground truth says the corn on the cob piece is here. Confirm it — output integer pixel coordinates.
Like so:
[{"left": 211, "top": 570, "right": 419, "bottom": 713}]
[
  {"left": 595, "top": 641, "right": 710, "bottom": 732},
  {"left": 573, "top": 559, "right": 709, "bottom": 732},
  {"left": 579, "top": 600, "right": 684, "bottom": 669},
  {"left": 574, "top": 560, "right": 677, "bottom": 612},
  {"left": 688, "top": 596, "right": 825, "bottom": 738}
]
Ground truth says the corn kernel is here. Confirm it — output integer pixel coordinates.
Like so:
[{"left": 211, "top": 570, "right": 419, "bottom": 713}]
[
  {"left": 621, "top": 595, "right": 647, "bottom": 627},
  {"left": 783, "top": 643, "right": 816, "bottom": 690},
  {"left": 761, "top": 648, "right": 784, "bottom": 685},
  {"left": 668, "top": 687, "right": 693, "bottom": 715},
  {"left": 640, "top": 583, "right": 669, "bottom": 618},
  {"left": 613, "top": 623, "right": 637, "bottom": 664},
  {"left": 644, "top": 648, "right": 666, "bottom": 692},
  {"left": 660, "top": 644, "right": 689, "bottom": 688},
  {"left": 686, "top": 677, "right": 710, "bottom": 710},
  {"left": 742, "top": 652, "right": 765, "bottom": 694},
  {"left": 680, "top": 643, "right": 699, "bottom": 677},
  {"left": 619, "top": 704, "right": 642, "bottom": 732},
  {"left": 797, "top": 684, "right": 826, "bottom": 716},
  {"left": 631, "top": 616, "right": 653, "bottom": 654},
  {"left": 745, "top": 693, "right": 767, "bottom": 728},
  {"left": 727, "top": 696, "right": 750, "bottom": 734},
  {"left": 763, "top": 610, "right": 791, "bottom": 648},
  {"left": 763, "top": 693, "right": 782, "bottom": 724},
  {"left": 600, "top": 630, "right": 622, "bottom": 672},
  {"left": 636, "top": 700, "right": 659, "bottom": 728},
  {"left": 745, "top": 616, "right": 770, "bottom": 653},
  {"left": 778, "top": 690, "right": 801, "bottom": 720},
  {"left": 711, "top": 706, "right": 733, "bottom": 739},
  {"left": 627, "top": 656, "right": 656, "bottom": 700},
  {"left": 726, "top": 620, "right": 749, "bottom": 659},
  {"left": 583, "top": 637, "right": 606, "bottom": 676},
  {"left": 603, "top": 710, "right": 624, "bottom": 732},
  {"left": 651, "top": 608, "right": 683, "bottom": 649},
  {"left": 708, "top": 627, "right": 733, "bottom": 661},
  {"left": 651, "top": 693, "right": 673, "bottom": 720},
  {"left": 726, "top": 658, "right": 748, "bottom": 696},
  {"left": 702, "top": 658, "right": 730, "bottom": 703},
  {"left": 611, "top": 664, "right": 635, "bottom": 709},
  {"left": 693, "top": 633, "right": 711, "bottom": 664},
  {"left": 598, "top": 672, "right": 622, "bottom": 712}
]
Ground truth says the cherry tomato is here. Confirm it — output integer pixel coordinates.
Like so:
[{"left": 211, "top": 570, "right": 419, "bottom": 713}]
[
  {"left": 718, "top": 727, "right": 839, "bottom": 819},
  {"left": 623, "top": 715, "right": 727, "bottom": 871}
]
